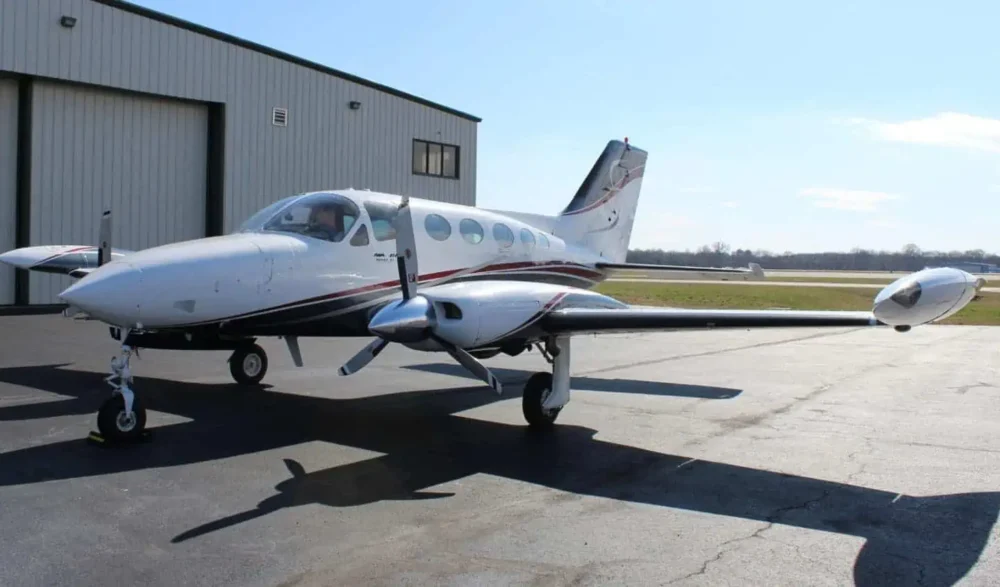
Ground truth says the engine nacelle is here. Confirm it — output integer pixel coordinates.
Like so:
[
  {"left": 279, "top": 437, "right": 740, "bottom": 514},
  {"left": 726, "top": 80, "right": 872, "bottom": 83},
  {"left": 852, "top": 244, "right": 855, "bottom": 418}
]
[
  {"left": 413, "top": 280, "right": 624, "bottom": 350},
  {"left": 873, "top": 267, "right": 979, "bottom": 328}
]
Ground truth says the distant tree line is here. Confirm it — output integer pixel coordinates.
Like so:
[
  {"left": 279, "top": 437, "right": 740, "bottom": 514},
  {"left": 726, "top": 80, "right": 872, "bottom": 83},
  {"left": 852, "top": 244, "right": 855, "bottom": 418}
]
[{"left": 626, "top": 242, "right": 999, "bottom": 272}]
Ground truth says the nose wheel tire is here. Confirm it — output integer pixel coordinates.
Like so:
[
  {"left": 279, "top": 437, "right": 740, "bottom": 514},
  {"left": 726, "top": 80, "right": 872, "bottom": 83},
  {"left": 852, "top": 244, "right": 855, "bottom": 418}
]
[
  {"left": 229, "top": 344, "right": 268, "bottom": 385},
  {"left": 522, "top": 371, "right": 561, "bottom": 429},
  {"left": 97, "top": 394, "right": 147, "bottom": 443}
]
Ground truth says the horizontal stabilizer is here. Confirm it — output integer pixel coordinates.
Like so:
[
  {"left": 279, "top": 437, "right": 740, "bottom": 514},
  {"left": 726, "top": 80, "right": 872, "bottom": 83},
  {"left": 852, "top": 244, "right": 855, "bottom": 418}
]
[{"left": 597, "top": 261, "right": 766, "bottom": 281}]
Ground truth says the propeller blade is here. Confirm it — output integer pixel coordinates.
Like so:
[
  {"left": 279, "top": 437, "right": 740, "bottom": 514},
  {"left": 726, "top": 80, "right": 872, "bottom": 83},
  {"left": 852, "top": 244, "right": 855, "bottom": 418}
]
[
  {"left": 338, "top": 337, "right": 390, "bottom": 376},
  {"left": 98, "top": 209, "right": 111, "bottom": 266},
  {"left": 431, "top": 334, "right": 503, "bottom": 395},
  {"left": 394, "top": 195, "right": 418, "bottom": 300}
]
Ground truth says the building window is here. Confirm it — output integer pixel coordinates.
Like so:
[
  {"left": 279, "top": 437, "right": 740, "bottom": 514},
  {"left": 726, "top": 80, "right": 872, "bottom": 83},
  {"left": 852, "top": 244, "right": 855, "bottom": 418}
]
[{"left": 413, "top": 139, "right": 459, "bottom": 179}]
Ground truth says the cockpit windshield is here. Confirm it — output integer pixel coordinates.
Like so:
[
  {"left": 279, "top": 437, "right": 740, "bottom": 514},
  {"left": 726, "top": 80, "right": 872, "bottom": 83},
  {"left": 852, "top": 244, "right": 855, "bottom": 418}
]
[
  {"left": 237, "top": 195, "right": 301, "bottom": 233},
  {"left": 240, "top": 192, "right": 361, "bottom": 242}
]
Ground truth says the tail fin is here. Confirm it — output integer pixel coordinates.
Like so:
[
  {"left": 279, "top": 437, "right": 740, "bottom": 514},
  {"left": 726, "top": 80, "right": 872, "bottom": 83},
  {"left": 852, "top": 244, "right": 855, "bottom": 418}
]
[{"left": 553, "top": 139, "right": 648, "bottom": 263}]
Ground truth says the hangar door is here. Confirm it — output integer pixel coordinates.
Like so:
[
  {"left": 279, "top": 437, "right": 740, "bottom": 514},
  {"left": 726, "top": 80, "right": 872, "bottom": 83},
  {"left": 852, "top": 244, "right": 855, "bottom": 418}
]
[
  {"left": 30, "top": 81, "right": 208, "bottom": 304},
  {"left": 0, "top": 79, "right": 17, "bottom": 306}
]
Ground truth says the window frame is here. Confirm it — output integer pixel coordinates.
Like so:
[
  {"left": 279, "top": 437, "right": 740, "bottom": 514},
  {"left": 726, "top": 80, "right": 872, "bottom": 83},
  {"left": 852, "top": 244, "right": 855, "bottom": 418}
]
[{"left": 412, "top": 138, "right": 460, "bottom": 179}]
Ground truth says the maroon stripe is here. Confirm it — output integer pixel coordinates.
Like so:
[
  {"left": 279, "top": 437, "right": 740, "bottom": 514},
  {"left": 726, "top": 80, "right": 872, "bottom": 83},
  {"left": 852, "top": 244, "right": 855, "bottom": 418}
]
[
  {"left": 184, "top": 262, "right": 605, "bottom": 327},
  {"left": 560, "top": 167, "right": 645, "bottom": 217}
]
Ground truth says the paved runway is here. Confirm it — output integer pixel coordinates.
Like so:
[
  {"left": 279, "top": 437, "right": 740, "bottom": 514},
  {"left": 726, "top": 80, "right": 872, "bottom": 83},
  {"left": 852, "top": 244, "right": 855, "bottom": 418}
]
[{"left": 1, "top": 315, "right": 999, "bottom": 586}]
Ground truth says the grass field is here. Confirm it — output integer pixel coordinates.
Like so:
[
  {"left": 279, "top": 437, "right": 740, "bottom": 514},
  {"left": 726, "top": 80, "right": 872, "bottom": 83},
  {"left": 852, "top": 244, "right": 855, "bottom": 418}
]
[{"left": 593, "top": 281, "right": 1000, "bottom": 326}]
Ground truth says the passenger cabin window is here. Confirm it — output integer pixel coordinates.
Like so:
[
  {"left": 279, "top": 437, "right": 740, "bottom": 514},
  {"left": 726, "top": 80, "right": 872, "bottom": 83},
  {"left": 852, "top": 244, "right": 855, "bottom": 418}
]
[
  {"left": 412, "top": 139, "right": 459, "bottom": 179},
  {"left": 520, "top": 228, "right": 535, "bottom": 248},
  {"left": 493, "top": 223, "right": 514, "bottom": 248},
  {"left": 363, "top": 200, "right": 399, "bottom": 242},
  {"left": 460, "top": 218, "right": 484, "bottom": 244},
  {"left": 425, "top": 213, "right": 451, "bottom": 241},
  {"left": 260, "top": 192, "right": 359, "bottom": 242},
  {"left": 538, "top": 233, "right": 550, "bottom": 248}
]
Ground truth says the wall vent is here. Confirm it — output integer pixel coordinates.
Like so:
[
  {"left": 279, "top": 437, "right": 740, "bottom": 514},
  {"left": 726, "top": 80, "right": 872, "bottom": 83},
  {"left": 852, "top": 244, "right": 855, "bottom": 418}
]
[{"left": 272, "top": 107, "right": 288, "bottom": 127}]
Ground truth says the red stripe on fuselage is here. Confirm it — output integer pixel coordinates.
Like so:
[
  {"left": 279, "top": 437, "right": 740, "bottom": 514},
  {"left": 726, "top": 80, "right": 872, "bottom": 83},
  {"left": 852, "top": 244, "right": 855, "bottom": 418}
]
[{"left": 183, "top": 260, "right": 607, "bottom": 327}]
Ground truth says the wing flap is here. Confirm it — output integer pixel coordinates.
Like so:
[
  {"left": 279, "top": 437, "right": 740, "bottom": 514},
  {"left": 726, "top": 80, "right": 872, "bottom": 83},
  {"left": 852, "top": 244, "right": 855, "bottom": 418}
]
[{"left": 540, "top": 307, "right": 878, "bottom": 335}]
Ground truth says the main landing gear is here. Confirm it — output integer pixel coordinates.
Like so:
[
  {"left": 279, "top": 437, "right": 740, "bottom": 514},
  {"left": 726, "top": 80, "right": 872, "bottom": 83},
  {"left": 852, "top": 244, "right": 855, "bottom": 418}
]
[
  {"left": 228, "top": 343, "right": 268, "bottom": 386},
  {"left": 521, "top": 336, "right": 572, "bottom": 430}
]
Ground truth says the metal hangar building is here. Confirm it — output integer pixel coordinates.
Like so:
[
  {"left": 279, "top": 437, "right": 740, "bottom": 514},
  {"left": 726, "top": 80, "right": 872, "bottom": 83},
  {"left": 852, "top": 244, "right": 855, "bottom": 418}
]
[{"left": 0, "top": 0, "right": 481, "bottom": 306}]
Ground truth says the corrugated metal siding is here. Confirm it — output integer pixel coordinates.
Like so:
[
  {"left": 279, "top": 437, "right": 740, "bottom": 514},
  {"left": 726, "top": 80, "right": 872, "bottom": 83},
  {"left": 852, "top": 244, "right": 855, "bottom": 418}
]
[
  {"left": 29, "top": 80, "right": 208, "bottom": 304},
  {"left": 0, "top": 0, "right": 477, "bottom": 235},
  {"left": 0, "top": 78, "right": 16, "bottom": 305}
]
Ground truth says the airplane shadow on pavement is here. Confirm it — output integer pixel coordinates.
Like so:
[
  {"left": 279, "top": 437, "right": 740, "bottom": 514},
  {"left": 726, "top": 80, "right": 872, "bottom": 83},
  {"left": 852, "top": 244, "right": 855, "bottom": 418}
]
[{"left": 0, "top": 363, "right": 996, "bottom": 587}]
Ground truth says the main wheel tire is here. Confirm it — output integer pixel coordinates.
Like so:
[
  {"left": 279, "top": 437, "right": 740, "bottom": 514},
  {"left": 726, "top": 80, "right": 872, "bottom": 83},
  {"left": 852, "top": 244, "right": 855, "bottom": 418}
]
[
  {"left": 230, "top": 344, "right": 268, "bottom": 385},
  {"left": 522, "top": 371, "right": 561, "bottom": 429},
  {"left": 97, "top": 394, "right": 147, "bottom": 443}
]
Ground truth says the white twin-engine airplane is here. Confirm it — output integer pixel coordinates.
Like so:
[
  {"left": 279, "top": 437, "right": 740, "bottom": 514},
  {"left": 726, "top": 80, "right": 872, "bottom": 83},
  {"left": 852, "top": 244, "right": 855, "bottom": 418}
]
[{"left": 0, "top": 139, "right": 981, "bottom": 444}]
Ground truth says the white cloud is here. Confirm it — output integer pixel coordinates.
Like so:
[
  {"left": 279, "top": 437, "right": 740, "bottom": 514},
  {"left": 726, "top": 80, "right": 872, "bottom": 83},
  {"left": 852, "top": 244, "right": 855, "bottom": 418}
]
[
  {"left": 799, "top": 187, "right": 902, "bottom": 212},
  {"left": 846, "top": 112, "right": 1000, "bottom": 154}
]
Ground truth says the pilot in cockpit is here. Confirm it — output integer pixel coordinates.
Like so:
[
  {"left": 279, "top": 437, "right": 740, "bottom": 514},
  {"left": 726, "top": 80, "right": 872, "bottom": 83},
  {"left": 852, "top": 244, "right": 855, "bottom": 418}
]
[{"left": 308, "top": 203, "right": 346, "bottom": 242}]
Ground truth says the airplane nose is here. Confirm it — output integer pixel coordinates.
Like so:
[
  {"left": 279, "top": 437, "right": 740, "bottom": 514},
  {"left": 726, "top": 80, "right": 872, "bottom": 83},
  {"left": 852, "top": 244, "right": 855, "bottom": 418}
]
[{"left": 59, "top": 262, "right": 142, "bottom": 326}]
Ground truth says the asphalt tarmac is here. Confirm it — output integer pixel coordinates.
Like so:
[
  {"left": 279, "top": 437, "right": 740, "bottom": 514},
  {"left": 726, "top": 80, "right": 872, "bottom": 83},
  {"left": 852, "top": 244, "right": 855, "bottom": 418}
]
[{"left": 1, "top": 314, "right": 998, "bottom": 586}]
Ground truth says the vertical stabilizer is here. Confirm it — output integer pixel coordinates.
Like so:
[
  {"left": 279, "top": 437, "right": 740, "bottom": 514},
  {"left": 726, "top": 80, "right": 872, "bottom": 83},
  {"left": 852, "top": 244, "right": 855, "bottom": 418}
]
[{"left": 553, "top": 139, "right": 647, "bottom": 263}]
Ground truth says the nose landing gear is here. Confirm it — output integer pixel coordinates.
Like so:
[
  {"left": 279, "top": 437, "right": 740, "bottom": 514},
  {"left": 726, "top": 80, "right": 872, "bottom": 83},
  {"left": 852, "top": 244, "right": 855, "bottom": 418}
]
[{"left": 92, "top": 341, "right": 150, "bottom": 445}]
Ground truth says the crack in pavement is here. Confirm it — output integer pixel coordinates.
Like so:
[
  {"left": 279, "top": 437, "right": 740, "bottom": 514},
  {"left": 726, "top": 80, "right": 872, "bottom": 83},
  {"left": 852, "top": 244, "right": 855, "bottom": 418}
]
[{"left": 667, "top": 489, "right": 834, "bottom": 585}]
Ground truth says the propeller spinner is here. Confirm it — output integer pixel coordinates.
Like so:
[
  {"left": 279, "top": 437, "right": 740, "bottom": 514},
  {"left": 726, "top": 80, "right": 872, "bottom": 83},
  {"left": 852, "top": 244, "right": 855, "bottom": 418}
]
[{"left": 337, "top": 196, "right": 503, "bottom": 394}]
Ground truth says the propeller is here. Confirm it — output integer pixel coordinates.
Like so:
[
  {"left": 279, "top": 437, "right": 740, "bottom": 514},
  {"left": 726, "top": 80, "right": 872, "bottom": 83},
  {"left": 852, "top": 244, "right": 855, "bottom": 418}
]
[
  {"left": 337, "top": 196, "right": 503, "bottom": 394},
  {"left": 98, "top": 209, "right": 112, "bottom": 266}
]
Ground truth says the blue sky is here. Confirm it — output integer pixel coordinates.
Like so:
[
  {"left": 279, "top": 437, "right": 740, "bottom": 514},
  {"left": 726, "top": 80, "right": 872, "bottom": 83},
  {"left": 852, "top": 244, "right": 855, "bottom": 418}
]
[{"left": 135, "top": 0, "right": 1000, "bottom": 254}]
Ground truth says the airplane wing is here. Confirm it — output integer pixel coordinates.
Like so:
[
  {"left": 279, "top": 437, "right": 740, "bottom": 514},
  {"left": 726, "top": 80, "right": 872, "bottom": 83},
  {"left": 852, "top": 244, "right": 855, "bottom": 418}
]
[
  {"left": 0, "top": 211, "right": 132, "bottom": 278},
  {"left": 596, "top": 261, "right": 766, "bottom": 281},
  {"left": 0, "top": 245, "right": 132, "bottom": 277},
  {"left": 538, "top": 306, "right": 878, "bottom": 334},
  {"left": 540, "top": 266, "right": 978, "bottom": 335}
]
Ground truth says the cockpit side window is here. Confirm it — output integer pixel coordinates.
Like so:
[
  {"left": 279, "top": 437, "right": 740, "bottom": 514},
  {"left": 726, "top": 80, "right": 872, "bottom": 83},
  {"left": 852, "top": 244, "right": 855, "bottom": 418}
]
[
  {"left": 363, "top": 200, "right": 399, "bottom": 242},
  {"left": 350, "top": 224, "right": 370, "bottom": 246},
  {"left": 260, "top": 192, "right": 360, "bottom": 243}
]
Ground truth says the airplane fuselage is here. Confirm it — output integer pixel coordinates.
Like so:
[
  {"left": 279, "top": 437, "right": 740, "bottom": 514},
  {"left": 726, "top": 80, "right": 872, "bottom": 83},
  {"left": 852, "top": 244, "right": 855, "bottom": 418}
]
[{"left": 57, "top": 189, "right": 618, "bottom": 346}]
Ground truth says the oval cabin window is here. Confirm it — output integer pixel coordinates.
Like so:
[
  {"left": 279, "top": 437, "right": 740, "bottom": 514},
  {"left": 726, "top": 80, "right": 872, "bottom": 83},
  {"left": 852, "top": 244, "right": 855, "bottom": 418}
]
[
  {"left": 493, "top": 223, "right": 514, "bottom": 247},
  {"left": 460, "top": 218, "right": 484, "bottom": 244},
  {"left": 520, "top": 228, "right": 535, "bottom": 248},
  {"left": 538, "top": 233, "right": 550, "bottom": 248},
  {"left": 424, "top": 213, "right": 452, "bottom": 241}
]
